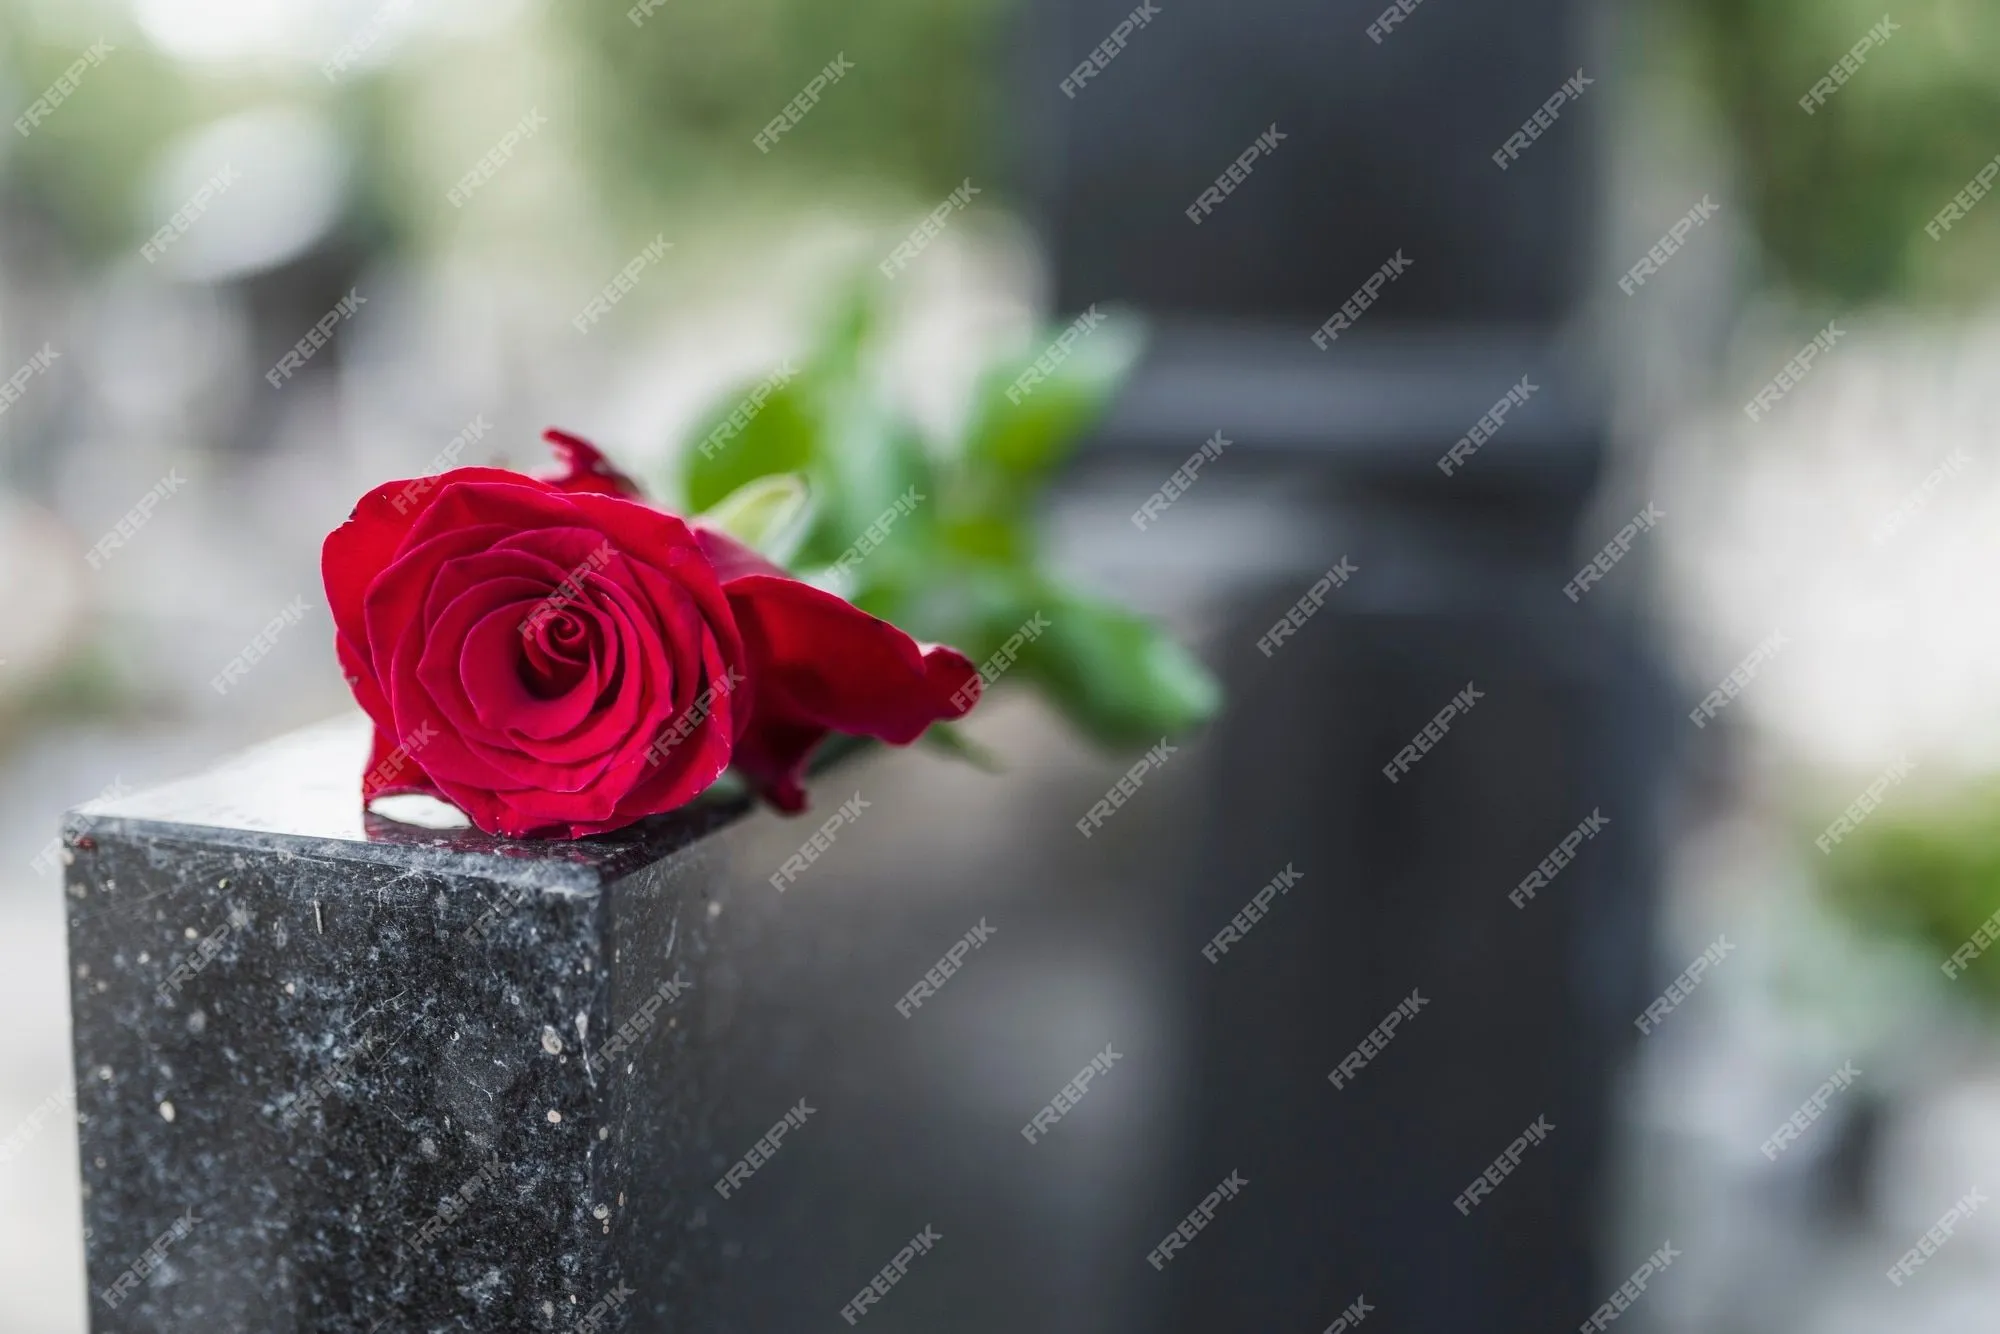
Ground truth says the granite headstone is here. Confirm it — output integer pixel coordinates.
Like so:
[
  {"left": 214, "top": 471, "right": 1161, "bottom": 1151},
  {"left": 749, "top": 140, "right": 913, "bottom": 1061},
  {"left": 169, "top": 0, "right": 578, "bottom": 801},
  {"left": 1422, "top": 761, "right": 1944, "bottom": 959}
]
[{"left": 65, "top": 714, "right": 771, "bottom": 1332}]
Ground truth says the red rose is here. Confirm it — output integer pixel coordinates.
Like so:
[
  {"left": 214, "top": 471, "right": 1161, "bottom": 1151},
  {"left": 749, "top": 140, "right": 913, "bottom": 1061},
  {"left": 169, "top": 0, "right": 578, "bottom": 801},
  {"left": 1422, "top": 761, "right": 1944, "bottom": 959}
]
[
  {"left": 690, "top": 526, "right": 980, "bottom": 811},
  {"left": 324, "top": 464, "right": 748, "bottom": 838},
  {"left": 535, "top": 432, "right": 982, "bottom": 812},
  {"left": 325, "top": 430, "right": 981, "bottom": 836}
]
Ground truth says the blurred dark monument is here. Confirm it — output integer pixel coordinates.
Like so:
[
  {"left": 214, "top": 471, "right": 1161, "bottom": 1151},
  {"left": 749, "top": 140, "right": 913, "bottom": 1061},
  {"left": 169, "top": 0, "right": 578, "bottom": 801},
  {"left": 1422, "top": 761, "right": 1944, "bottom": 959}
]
[{"left": 1018, "top": 0, "right": 1668, "bottom": 1329}]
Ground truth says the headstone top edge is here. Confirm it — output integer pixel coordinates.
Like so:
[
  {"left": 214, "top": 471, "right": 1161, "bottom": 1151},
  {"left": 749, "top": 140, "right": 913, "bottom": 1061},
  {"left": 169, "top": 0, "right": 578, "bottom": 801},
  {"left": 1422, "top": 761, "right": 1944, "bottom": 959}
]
[{"left": 63, "top": 713, "right": 745, "bottom": 891}]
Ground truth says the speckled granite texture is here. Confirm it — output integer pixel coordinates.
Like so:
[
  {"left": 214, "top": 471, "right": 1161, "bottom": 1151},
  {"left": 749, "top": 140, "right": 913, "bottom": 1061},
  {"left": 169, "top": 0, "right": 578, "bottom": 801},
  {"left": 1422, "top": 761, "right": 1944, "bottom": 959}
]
[{"left": 64, "top": 715, "right": 763, "bottom": 1332}]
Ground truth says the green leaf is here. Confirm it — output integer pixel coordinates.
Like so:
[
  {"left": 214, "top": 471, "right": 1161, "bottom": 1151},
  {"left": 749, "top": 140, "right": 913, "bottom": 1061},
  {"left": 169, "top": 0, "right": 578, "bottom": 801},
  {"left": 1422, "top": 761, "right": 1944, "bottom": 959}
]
[
  {"left": 794, "top": 383, "right": 936, "bottom": 575},
  {"left": 1011, "top": 583, "right": 1219, "bottom": 748},
  {"left": 681, "top": 376, "right": 818, "bottom": 513},
  {"left": 697, "top": 473, "right": 815, "bottom": 565},
  {"left": 1820, "top": 780, "right": 2000, "bottom": 1010},
  {"left": 678, "top": 281, "right": 930, "bottom": 580},
  {"left": 938, "top": 513, "right": 1027, "bottom": 566},
  {"left": 959, "top": 312, "right": 1145, "bottom": 491},
  {"left": 920, "top": 722, "right": 1004, "bottom": 773}
]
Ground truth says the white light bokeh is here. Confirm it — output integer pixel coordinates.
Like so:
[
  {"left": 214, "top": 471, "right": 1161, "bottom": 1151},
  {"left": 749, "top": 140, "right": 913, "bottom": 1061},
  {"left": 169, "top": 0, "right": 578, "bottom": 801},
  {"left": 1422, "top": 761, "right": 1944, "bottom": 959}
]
[
  {"left": 130, "top": 0, "right": 332, "bottom": 65},
  {"left": 145, "top": 106, "right": 349, "bottom": 282},
  {"left": 127, "top": 0, "right": 525, "bottom": 71},
  {"left": 1661, "top": 310, "right": 2000, "bottom": 780}
]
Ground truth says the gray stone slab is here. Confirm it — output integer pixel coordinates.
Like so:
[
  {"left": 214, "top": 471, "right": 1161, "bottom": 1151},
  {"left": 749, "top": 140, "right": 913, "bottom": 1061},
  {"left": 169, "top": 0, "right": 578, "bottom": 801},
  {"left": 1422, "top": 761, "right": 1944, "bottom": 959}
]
[{"left": 64, "top": 715, "right": 756, "bottom": 1332}]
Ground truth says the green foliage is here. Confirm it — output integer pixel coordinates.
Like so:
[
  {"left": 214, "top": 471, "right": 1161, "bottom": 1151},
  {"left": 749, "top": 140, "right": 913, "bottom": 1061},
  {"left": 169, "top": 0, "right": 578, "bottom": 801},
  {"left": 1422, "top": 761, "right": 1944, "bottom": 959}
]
[
  {"left": 683, "top": 381, "right": 819, "bottom": 514},
  {"left": 682, "top": 290, "right": 936, "bottom": 583},
  {"left": 959, "top": 320, "right": 1147, "bottom": 510},
  {"left": 921, "top": 721, "right": 1003, "bottom": 772},
  {"left": 696, "top": 472, "right": 815, "bottom": 564},
  {"left": 1821, "top": 781, "right": 2000, "bottom": 1008},
  {"left": 671, "top": 286, "right": 1219, "bottom": 760},
  {"left": 1014, "top": 580, "right": 1220, "bottom": 748},
  {"left": 1675, "top": 0, "right": 2000, "bottom": 303},
  {"left": 0, "top": 32, "right": 206, "bottom": 261},
  {"left": 553, "top": 0, "right": 1008, "bottom": 208},
  {"left": 795, "top": 381, "right": 934, "bottom": 571}
]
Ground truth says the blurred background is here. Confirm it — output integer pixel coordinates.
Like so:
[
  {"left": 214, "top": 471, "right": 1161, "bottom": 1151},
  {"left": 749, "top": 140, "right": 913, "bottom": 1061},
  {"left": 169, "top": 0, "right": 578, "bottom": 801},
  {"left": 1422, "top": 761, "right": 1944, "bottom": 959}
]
[{"left": 6, "top": 0, "right": 2000, "bottom": 1329}]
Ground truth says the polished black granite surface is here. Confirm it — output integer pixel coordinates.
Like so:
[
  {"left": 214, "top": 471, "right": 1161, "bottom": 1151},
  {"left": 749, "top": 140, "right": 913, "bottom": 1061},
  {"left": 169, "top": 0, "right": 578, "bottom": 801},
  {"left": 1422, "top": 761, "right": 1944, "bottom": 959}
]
[{"left": 65, "top": 715, "right": 761, "bottom": 1332}]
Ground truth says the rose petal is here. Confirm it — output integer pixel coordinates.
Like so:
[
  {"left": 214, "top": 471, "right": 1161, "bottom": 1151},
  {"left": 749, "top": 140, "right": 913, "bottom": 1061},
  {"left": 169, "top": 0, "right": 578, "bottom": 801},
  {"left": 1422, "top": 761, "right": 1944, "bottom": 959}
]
[
  {"left": 359, "top": 723, "right": 444, "bottom": 801},
  {"left": 324, "top": 467, "right": 543, "bottom": 731},
  {"left": 694, "top": 525, "right": 979, "bottom": 810},
  {"left": 538, "top": 428, "right": 645, "bottom": 499}
]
